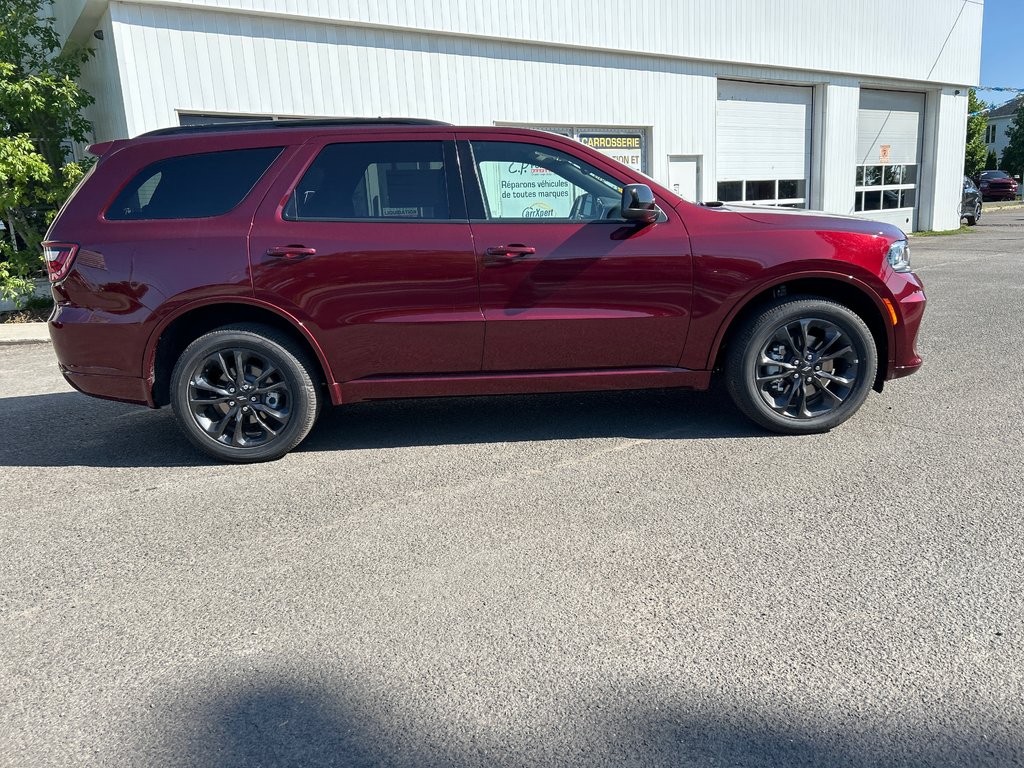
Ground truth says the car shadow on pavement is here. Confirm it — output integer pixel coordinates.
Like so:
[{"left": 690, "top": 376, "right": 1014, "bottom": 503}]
[
  {"left": 0, "top": 386, "right": 768, "bottom": 468},
  {"left": 124, "top": 678, "right": 1022, "bottom": 767}
]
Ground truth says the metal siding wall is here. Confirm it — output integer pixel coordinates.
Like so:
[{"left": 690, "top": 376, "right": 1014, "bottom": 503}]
[
  {"left": 109, "top": 0, "right": 982, "bottom": 86},
  {"left": 107, "top": 2, "right": 720, "bottom": 187},
  {"left": 100, "top": 2, "right": 974, "bottom": 227},
  {"left": 817, "top": 83, "right": 860, "bottom": 216},
  {"left": 76, "top": 8, "right": 128, "bottom": 144},
  {"left": 924, "top": 89, "right": 970, "bottom": 231}
]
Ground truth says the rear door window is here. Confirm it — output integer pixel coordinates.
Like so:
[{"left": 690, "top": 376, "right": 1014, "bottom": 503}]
[
  {"left": 283, "top": 141, "right": 454, "bottom": 221},
  {"left": 106, "top": 147, "right": 283, "bottom": 220}
]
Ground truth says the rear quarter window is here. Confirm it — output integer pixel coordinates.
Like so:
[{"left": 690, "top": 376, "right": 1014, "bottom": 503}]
[{"left": 106, "top": 147, "right": 283, "bottom": 220}]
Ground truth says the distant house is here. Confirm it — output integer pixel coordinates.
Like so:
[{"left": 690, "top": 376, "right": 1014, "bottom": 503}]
[{"left": 985, "top": 96, "right": 1023, "bottom": 164}]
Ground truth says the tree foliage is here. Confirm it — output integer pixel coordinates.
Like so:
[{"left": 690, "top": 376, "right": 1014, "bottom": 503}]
[
  {"left": 0, "top": 0, "right": 93, "bottom": 303},
  {"left": 985, "top": 149, "right": 999, "bottom": 171},
  {"left": 964, "top": 89, "right": 988, "bottom": 178},
  {"left": 1000, "top": 103, "right": 1024, "bottom": 181}
]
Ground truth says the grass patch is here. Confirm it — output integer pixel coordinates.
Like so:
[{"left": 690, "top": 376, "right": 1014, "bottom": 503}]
[{"left": 911, "top": 226, "right": 976, "bottom": 237}]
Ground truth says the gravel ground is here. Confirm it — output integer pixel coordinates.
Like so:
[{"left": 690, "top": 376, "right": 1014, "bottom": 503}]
[{"left": 1, "top": 210, "right": 1022, "bottom": 767}]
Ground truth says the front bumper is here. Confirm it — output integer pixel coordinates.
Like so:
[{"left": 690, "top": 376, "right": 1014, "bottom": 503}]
[{"left": 886, "top": 271, "right": 926, "bottom": 379}]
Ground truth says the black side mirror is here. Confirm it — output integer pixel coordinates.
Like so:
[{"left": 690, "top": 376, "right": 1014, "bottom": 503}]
[{"left": 620, "top": 184, "right": 659, "bottom": 224}]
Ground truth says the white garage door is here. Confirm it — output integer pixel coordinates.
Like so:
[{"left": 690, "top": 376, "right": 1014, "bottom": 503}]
[
  {"left": 716, "top": 80, "right": 812, "bottom": 207},
  {"left": 855, "top": 90, "right": 925, "bottom": 231}
]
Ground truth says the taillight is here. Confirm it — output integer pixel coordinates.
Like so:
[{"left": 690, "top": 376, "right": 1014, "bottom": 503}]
[{"left": 43, "top": 242, "right": 79, "bottom": 282}]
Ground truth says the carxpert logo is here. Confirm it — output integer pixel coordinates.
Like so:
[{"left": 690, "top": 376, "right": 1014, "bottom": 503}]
[{"left": 522, "top": 202, "right": 555, "bottom": 218}]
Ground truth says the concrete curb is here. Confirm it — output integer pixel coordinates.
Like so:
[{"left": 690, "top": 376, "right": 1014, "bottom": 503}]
[{"left": 0, "top": 322, "right": 50, "bottom": 345}]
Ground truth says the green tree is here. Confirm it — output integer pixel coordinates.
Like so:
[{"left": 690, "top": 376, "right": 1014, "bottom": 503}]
[
  {"left": 964, "top": 89, "right": 988, "bottom": 177},
  {"left": 0, "top": 0, "right": 93, "bottom": 303},
  {"left": 1000, "top": 103, "right": 1024, "bottom": 181},
  {"left": 985, "top": 149, "right": 999, "bottom": 171}
]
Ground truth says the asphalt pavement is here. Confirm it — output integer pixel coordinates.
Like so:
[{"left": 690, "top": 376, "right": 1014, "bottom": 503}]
[{"left": 1, "top": 210, "right": 1022, "bottom": 767}]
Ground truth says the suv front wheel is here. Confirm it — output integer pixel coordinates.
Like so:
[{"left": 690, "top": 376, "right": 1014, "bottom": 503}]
[
  {"left": 725, "top": 298, "right": 878, "bottom": 434},
  {"left": 170, "top": 324, "right": 321, "bottom": 462}
]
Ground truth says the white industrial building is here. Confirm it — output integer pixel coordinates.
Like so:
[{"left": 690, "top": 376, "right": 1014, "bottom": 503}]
[{"left": 55, "top": 0, "right": 983, "bottom": 231}]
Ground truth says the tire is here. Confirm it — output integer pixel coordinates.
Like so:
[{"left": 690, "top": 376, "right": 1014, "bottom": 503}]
[
  {"left": 170, "top": 323, "right": 321, "bottom": 462},
  {"left": 966, "top": 201, "right": 981, "bottom": 226},
  {"left": 724, "top": 297, "right": 878, "bottom": 435}
]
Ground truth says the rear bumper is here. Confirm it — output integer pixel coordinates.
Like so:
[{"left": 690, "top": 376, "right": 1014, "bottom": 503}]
[{"left": 60, "top": 366, "right": 152, "bottom": 406}]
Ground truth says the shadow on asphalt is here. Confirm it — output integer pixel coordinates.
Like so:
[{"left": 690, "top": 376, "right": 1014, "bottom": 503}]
[
  {"left": 0, "top": 386, "right": 768, "bottom": 468},
  {"left": 126, "top": 679, "right": 1022, "bottom": 767}
]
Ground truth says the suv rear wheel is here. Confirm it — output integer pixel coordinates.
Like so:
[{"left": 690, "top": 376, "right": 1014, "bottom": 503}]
[
  {"left": 170, "top": 324, "right": 321, "bottom": 462},
  {"left": 725, "top": 298, "right": 878, "bottom": 434}
]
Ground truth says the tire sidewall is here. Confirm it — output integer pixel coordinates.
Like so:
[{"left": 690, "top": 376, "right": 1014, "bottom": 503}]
[
  {"left": 733, "top": 300, "right": 878, "bottom": 434},
  {"left": 170, "top": 329, "right": 317, "bottom": 462}
]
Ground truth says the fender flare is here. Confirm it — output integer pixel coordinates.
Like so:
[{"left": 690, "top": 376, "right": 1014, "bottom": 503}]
[
  {"left": 704, "top": 269, "right": 896, "bottom": 371},
  {"left": 142, "top": 297, "right": 338, "bottom": 406}
]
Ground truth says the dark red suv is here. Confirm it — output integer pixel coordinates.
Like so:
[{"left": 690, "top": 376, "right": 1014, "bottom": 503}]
[{"left": 45, "top": 119, "right": 925, "bottom": 462}]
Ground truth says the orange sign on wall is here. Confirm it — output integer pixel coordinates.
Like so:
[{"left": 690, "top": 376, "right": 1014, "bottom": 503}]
[{"left": 880, "top": 144, "right": 892, "bottom": 164}]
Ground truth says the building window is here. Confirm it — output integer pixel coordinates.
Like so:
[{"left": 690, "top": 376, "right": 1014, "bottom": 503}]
[
  {"left": 178, "top": 112, "right": 274, "bottom": 126},
  {"left": 716, "top": 179, "right": 807, "bottom": 208},
  {"left": 854, "top": 164, "right": 918, "bottom": 212}
]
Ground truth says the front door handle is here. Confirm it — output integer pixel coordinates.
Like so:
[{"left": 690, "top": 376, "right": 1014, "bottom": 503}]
[
  {"left": 267, "top": 245, "right": 317, "bottom": 259},
  {"left": 485, "top": 244, "right": 536, "bottom": 264}
]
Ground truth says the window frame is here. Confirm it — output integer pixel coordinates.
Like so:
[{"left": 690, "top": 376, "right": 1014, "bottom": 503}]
[
  {"left": 103, "top": 146, "right": 285, "bottom": 222},
  {"left": 714, "top": 178, "right": 808, "bottom": 208},
  {"left": 853, "top": 163, "right": 918, "bottom": 213},
  {"left": 280, "top": 138, "right": 466, "bottom": 224},
  {"left": 459, "top": 139, "right": 662, "bottom": 224}
]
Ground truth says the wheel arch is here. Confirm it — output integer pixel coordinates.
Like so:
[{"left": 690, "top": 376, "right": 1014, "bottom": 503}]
[
  {"left": 145, "top": 299, "right": 337, "bottom": 407},
  {"left": 710, "top": 273, "right": 893, "bottom": 391}
]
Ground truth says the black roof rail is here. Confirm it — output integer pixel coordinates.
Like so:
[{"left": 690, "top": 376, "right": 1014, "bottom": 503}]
[{"left": 139, "top": 117, "right": 452, "bottom": 138}]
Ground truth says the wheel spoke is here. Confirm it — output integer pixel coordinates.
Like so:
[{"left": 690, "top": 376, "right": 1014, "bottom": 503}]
[
  {"left": 233, "top": 350, "right": 246, "bottom": 387},
  {"left": 816, "top": 370, "right": 854, "bottom": 386},
  {"left": 252, "top": 402, "right": 288, "bottom": 422},
  {"left": 819, "top": 345, "right": 854, "bottom": 362},
  {"left": 756, "top": 370, "right": 793, "bottom": 384},
  {"left": 190, "top": 394, "right": 232, "bottom": 405},
  {"left": 254, "top": 365, "right": 278, "bottom": 385},
  {"left": 249, "top": 408, "right": 279, "bottom": 436},
  {"left": 758, "top": 353, "right": 796, "bottom": 371},
  {"left": 232, "top": 411, "right": 246, "bottom": 446},
  {"left": 215, "top": 352, "right": 233, "bottom": 384},
  {"left": 209, "top": 406, "right": 238, "bottom": 439},
  {"left": 192, "top": 374, "right": 232, "bottom": 397},
  {"left": 817, "top": 383, "right": 846, "bottom": 404},
  {"left": 253, "top": 381, "right": 287, "bottom": 395}
]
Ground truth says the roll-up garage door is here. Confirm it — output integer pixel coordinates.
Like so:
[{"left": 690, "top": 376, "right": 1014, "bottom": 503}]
[
  {"left": 855, "top": 90, "right": 925, "bottom": 231},
  {"left": 716, "top": 80, "right": 812, "bottom": 208}
]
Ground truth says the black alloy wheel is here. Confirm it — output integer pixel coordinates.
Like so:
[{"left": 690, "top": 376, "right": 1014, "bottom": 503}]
[
  {"left": 725, "top": 298, "right": 878, "bottom": 434},
  {"left": 170, "top": 324, "right": 320, "bottom": 462}
]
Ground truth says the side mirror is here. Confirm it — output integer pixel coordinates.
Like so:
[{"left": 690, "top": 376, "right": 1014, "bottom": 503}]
[{"left": 620, "top": 184, "right": 659, "bottom": 224}]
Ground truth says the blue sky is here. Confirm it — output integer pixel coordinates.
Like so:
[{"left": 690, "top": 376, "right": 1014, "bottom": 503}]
[{"left": 977, "top": 0, "right": 1024, "bottom": 107}]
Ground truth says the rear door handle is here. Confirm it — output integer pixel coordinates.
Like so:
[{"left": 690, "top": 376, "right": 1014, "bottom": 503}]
[
  {"left": 267, "top": 245, "right": 317, "bottom": 259},
  {"left": 485, "top": 244, "right": 536, "bottom": 262}
]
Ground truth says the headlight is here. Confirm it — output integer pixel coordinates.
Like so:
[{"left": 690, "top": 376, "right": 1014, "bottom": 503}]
[{"left": 886, "top": 239, "right": 911, "bottom": 273}]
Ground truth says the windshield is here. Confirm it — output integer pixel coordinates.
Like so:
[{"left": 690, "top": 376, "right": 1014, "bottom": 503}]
[{"left": 981, "top": 171, "right": 1009, "bottom": 179}]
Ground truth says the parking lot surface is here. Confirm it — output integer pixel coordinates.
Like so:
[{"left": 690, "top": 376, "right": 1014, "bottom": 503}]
[{"left": 1, "top": 210, "right": 1023, "bottom": 767}]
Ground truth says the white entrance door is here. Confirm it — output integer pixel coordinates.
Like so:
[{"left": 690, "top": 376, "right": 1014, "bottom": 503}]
[{"left": 668, "top": 155, "right": 701, "bottom": 202}]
